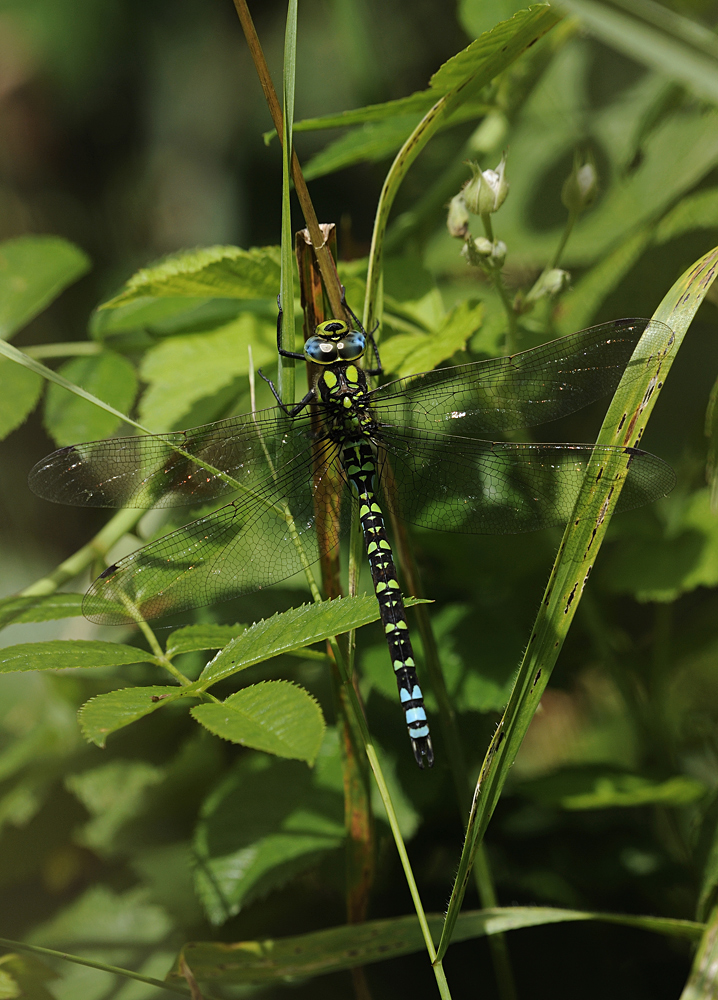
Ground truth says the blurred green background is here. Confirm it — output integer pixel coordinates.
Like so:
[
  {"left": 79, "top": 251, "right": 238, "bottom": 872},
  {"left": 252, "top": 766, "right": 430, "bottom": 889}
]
[{"left": 4, "top": 0, "right": 718, "bottom": 997}]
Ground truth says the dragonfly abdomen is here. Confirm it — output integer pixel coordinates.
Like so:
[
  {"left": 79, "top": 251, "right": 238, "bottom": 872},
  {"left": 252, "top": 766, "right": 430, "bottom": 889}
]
[{"left": 341, "top": 439, "right": 434, "bottom": 768}]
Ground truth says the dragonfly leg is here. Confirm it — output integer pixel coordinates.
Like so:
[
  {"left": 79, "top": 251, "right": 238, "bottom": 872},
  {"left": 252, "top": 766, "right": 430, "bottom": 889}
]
[
  {"left": 258, "top": 369, "right": 315, "bottom": 417},
  {"left": 276, "top": 297, "right": 305, "bottom": 361}
]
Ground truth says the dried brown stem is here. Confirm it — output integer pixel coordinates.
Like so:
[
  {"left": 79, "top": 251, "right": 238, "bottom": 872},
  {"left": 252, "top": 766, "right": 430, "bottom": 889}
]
[{"left": 231, "top": 0, "right": 345, "bottom": 318}]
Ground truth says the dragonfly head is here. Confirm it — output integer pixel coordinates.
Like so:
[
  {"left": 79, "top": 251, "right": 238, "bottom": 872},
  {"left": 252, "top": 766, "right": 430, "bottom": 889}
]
[{"left": 304, "top": 319, "right": 366, "bottom": 365}]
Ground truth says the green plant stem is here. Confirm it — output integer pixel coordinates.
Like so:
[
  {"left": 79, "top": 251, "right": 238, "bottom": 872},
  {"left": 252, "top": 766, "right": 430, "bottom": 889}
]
[
  {"left": 387, "top": 509, "right": 517, "bottom": 1000},
  {"left": 0, "top": 937, "right": 220, "bottom": 1000},
  {"left": 549, "top": 208, "right": 578, "bottom": 270},
  {"left": 25, "top": 342, "right": 102, "bottom": 359},
  {"left": 480, "top": 212, "right": 518, "bottom": 354},
  {"left": 326, "top": 634, "right": 452, "bottom": 999}
]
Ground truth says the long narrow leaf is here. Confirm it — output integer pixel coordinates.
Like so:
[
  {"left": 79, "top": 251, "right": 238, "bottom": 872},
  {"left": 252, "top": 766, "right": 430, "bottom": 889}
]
[
  {"left": 0, "top": 338, "right": 147, "bottom": 434},
  {"left": 278, "top": 0, "right": 298, "bottom": 404},
  {"left": 438, "top": 245, "right": 718, "bottom": 958},
  {"left": 168, "top": 907, "right": 703, "bottom": 986}
]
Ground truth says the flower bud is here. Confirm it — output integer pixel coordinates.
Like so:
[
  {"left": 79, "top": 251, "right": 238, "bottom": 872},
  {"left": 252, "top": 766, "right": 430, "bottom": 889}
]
[
  {"left": 472, "top": 237, "right": 494, "bottom": 256},
  {"left": 462, "top": 154, "right": 509, "bottom": 216},
  {"left": 525, "top": 268, "right": 570, "bottom": 306},
  {"left": 561, "top": 153, "right": 598, "bottom": 214},
  {"left": 491, "top": 240, "right": 507, "bottom": 267},
  {"left": 447, "top": 193, "right": 469, "bottom": 239}
]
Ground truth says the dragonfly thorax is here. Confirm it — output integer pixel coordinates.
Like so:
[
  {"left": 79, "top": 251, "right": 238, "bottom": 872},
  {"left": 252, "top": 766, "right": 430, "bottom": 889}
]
[{"left": 304, "top": 319, "right": 366, "bottom": 365}]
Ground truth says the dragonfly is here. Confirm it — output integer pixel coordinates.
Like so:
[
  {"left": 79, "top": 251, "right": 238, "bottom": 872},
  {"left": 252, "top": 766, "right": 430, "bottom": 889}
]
[{"left": 29, "top": 306, "right": 675, "bottom": 767}]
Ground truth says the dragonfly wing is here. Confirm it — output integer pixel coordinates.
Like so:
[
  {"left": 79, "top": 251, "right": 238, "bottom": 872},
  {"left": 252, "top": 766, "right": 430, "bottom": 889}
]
[
  {"left": 84, "top": 437, "right": 343, "bottom": 625},
  {"left": 29, "top": 407, "right": 314, "bottom": 509},
  {"left": 376, "top": 429, "right": 675, "bottom": 534},
  {"left": 370, "top": 319, "right": 673, "bottom": 435}
]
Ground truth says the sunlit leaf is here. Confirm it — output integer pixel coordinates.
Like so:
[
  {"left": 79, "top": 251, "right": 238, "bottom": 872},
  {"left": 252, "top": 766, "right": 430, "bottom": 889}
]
[
  {"left": 165, "top": 624, "right": 247, "bottom": 657},
  {"left": 191, "top": 681, "right": 325, "bottom": 764},
  {"left": 302, "top": 5, "right": 560, "bottom": 177},
  {"left": 78, "top": 686, "right": 190, "bottom": 748},
  {"left": 43, "top": 352, "right": 138, "bottom": 446},
  {"left": 0, "top": 357, "right": 43, "bottom": 441},
  {"left": 0, "top": 640, "right": 156, "bottom": 674},
  {"left": 0, "top": 594, "right": 84, "bottom": 628},
  {"left": 138, "top": 313, "right": 275, "bottom": 430},
  {"left": 0, "top": 236, "right": 90, "bottom": 341},
  {"left": 101, "top": 246, "right": 282, "bottom": 308},
  {"left": 197, "top": 596, "right": 426, "bottom": 688}
]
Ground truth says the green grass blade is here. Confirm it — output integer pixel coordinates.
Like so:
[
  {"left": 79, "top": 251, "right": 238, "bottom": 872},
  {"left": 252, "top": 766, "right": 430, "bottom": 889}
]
[
  {"left": 437, "top": 245, "right": 718, "bottom": 960},
  {"left": 167, "top": 907, "right": 703, "bottom": 986},
  {"left": 680, "top": 903, "right": 718, "bottom": 999},
  {"left": 0, "top": 338, "right": 148, "bottom": 435},
  {"left": 278, "top": 0, "right": 298, "bottom": 405}
]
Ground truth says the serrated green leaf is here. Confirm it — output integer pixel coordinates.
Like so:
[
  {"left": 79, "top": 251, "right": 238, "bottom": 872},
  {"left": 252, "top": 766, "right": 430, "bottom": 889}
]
[
  {"left": 518, "top": 767, "right": 706, "bottom": 810},
  {"left": 383, "top": 300, "right": 483, "bottom": 377},
  {"left": 0, "top": 356, "right": 43, "bottom": 441},
  {"left": 43, "top": 352, "right": 137, "bottom": 446},
  {"left": 302, "top": 4, "right": 560, "bottom": 178},
  {"left": 193, "top": 755, "right": 343, "bottom": 924},
  {"left": 170, "top": 905, "right": 703, "bottom": 984},
  {"left": 90, "top": 295, "right": 244, "bottom": 338},
  {"left": 0, "top": 236, "right": 90, "bottom": 340},
  {"left": 78, "top": 686, "right": 189, "bottom": 748},
  {"left": 192, "top": 681, "right": 325, "bottom": 764},
  {"left": 0, "top": 640, "right": 156, "bottom": 674},
  {"left": 197, "top": 596, "right": 426, "bottom": 687},
  {"left": 165, "top": 624, "right": 246, "bottom": 657},
  {"left": 101, "top": 246, "right": 281, "bottom": 308},
  {"left": 65, "top": 761, "right": 164, "bottom": 854},
  {"left": 303, "top": 115, "right": 424, "bottom": 181},
  {"left": 459, "top": 0, "right": 530, "bottom": 38},
  {"left": 138, "top": 313, "right": 275, "bottom": 430},
  {"left": 0, "top": 593, "right": 84, "bottom": 628}
]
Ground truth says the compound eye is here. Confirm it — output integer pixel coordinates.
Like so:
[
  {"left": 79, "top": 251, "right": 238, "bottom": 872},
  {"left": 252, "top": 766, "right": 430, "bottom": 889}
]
[
  {"left": 337, "top": 332, "right": 366, "bottom": 360},
  {"left": 304, "top": 337, "right": 338, "bottom": 364}
]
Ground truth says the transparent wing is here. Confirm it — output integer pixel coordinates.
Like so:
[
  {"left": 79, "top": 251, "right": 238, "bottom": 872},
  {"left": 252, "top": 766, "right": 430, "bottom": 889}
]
[
  {"left": 369, "top": 319, "right": 674, "bottom": 435},
  {"left": 29, "top": 406, "right": 315, "bottom": 509},
  {"left": 84, "top": 437, "right": 345, "bottom": 625},
  {"left": 375, "top": 428, "right": 676, "bottom": 535}
]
